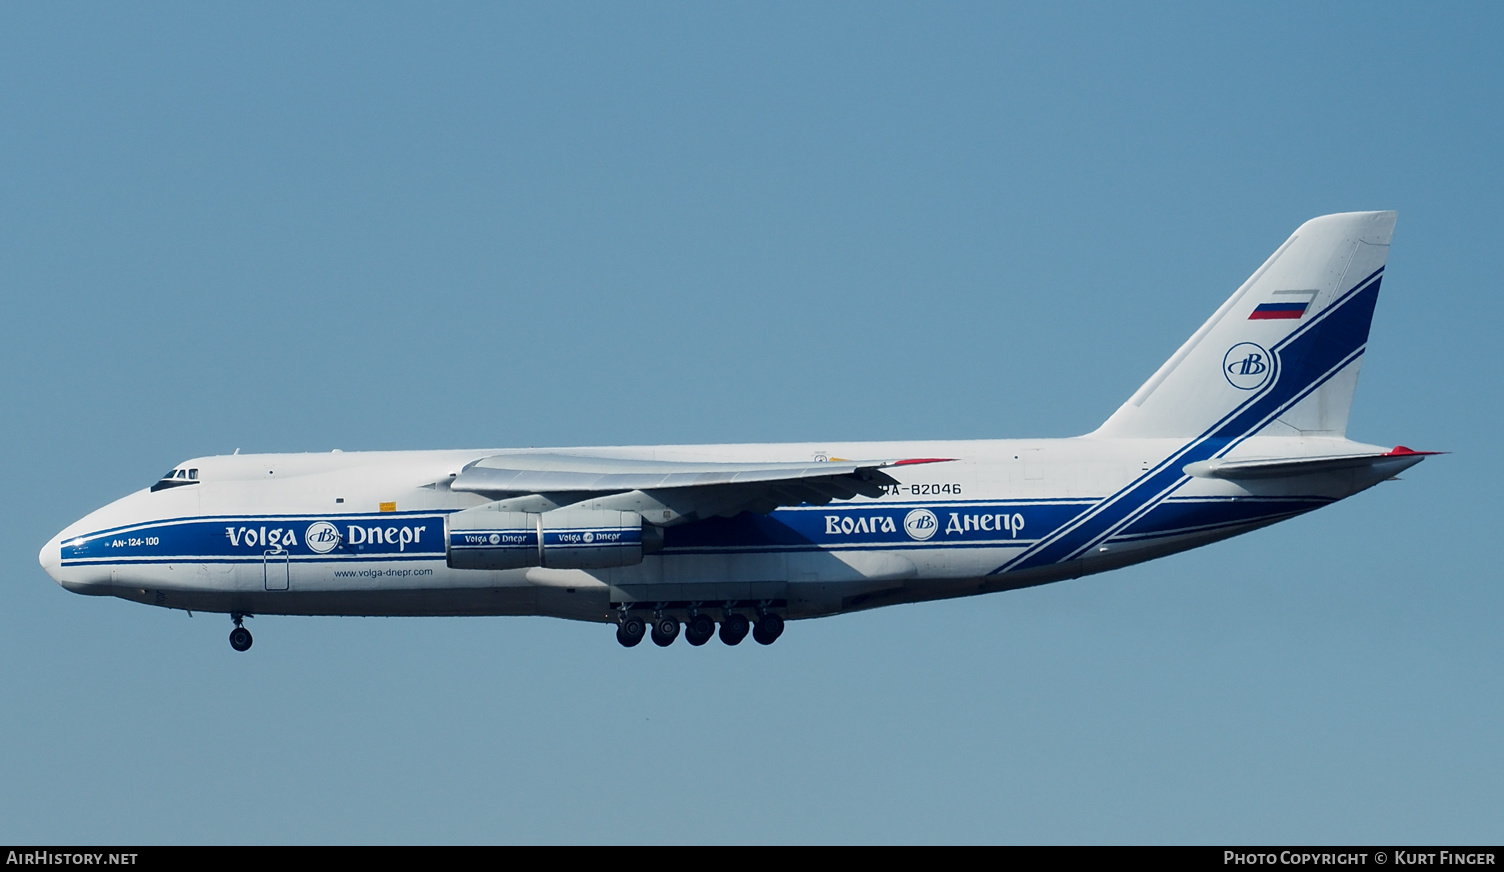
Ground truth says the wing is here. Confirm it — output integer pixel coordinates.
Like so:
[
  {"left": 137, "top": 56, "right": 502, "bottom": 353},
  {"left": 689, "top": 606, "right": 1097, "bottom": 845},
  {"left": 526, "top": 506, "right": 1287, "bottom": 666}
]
[{"left": 449, "top": 453, "right": 954, "bottom": 524}]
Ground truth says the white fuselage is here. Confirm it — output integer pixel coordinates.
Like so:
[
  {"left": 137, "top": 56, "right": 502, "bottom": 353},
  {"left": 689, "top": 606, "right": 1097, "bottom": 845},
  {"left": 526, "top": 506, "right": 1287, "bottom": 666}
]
[
  {"left": 38, "top": 211, "right": 1423, "bottom": 648},
  {"left": 39, "top": 434, "right": 1403, "bottom": 624},
  {"left": 35, "top": 210, "right": 1419, "bottom": 646}
]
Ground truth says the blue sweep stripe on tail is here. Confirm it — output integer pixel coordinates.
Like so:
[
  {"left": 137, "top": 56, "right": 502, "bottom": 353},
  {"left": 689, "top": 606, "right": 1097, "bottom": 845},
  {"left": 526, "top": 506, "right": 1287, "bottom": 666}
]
[{"left": 993, "top": 267, "right": 1383, "bottom": 575}]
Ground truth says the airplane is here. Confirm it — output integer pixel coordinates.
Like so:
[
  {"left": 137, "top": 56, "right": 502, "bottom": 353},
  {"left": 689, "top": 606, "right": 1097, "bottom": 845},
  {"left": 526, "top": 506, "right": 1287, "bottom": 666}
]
[{"left": 39, "top": 211, "right": 1433, "bottom": 652}]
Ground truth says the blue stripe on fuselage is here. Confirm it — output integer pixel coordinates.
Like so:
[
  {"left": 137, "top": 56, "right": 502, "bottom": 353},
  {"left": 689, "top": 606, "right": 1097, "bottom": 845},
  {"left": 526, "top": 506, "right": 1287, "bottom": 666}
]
[{"left": 59, "top": 513, "right": 447, "bottom": 564}]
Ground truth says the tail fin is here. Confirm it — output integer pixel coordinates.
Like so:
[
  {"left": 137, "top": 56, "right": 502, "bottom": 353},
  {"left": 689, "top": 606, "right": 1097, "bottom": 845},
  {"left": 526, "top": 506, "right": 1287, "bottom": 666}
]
[{"left": 1093, "top": 211, "right": 1396, "bottom": 440}]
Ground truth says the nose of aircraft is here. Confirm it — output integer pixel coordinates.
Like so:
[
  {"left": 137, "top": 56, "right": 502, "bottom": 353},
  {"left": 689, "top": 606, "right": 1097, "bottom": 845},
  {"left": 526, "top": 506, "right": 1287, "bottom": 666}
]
[
  {"left": 39, "top": 533, "right": 63, "bottom": 583},
  {"left": 43, "top": 489, "right": 167, "bottom": 595},
  {"left": 39, "top": 525, "right": 113, "bottom": 595}
]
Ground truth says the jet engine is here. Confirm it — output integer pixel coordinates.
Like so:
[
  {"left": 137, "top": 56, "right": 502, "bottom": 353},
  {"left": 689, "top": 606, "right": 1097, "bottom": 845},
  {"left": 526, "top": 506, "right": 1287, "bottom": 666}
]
[{"left": 445, "top": 505, "right": 658, "bottom": 570}]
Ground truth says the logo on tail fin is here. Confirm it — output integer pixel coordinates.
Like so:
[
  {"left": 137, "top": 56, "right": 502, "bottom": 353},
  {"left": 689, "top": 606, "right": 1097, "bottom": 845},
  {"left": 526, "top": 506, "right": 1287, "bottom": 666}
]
[{"left": 1223, "top": 343, "right": 1272, "bottom": 390}]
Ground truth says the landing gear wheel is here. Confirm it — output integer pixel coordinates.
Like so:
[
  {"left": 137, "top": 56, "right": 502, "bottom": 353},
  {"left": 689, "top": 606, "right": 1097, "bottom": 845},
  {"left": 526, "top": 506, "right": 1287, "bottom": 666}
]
[
  {"left": 752, "top": 613, "right": 784, "bottom": 646},
  {"left": 651, "top": 616, "right": 680, "bottom": 647},
  {"left": 719, "top": 613, "right": 750, "bottom": 646},
  {"left": 685, "top": 614, "right": 715, "bottom": 646},
  {"left": 616, "top": 616, "right": 645, "bottom": 648},
  {"left": 229, "top": 626, "right": 253, "bottom": 652}
]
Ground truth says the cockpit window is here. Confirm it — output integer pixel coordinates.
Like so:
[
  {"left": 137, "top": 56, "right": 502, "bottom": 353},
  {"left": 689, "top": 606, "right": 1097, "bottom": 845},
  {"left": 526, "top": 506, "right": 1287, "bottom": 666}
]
[{"left": 151, "top": 466, "right": 203, "bottom": 492}]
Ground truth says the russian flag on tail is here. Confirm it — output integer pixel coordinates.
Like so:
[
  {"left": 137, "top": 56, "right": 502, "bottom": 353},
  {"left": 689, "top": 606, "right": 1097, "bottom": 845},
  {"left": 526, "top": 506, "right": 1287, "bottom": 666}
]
[
  {"left": 1249, "top": 289, "right": 1318, "bottom": 320},
  {"left": 1249, "top": 302, "right": 1309, "bottom": 320}
]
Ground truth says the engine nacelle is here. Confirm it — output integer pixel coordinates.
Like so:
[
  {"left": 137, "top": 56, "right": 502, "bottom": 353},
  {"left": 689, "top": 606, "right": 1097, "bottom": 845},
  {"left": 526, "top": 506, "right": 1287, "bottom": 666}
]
[{"left": 445, "top": 506, "right": 650, "bottom": 570}]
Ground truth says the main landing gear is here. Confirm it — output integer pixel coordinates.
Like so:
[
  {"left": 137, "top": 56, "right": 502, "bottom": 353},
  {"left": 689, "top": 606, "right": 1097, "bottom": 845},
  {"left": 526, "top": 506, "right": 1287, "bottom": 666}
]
[
  {"left": 650, "top": 614, "right": 680, "bottom": 647},
  {"left": 614, "top": 603, "right": 784, "bottom": 649},
  {"left": 719, "top": 613, "right": 750, "bottom": 646},
  {"left": 752, "top": 612, "right": 784, "bottom": 646},
  {"left": 228, "top": 613, "right": 253, "bottom": 652},
  {"left": 685, "top": 613, "right": 715, "bottom": 646},
  {"left": 616, "top": 615, "right": 646, "bottom": 648}
]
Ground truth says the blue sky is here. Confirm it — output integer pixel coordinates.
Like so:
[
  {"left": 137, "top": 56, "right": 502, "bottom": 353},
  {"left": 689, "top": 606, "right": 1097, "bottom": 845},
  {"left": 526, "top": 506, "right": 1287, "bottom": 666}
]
[{"left": 2, "top": 3, "right": 1500, "bottom": 843}]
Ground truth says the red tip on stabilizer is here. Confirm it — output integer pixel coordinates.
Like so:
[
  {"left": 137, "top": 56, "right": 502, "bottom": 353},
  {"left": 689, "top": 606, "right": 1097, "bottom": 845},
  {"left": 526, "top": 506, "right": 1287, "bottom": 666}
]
[
  {"left": 1385, "top": 446, "right": 1443, "bottom": 456},
  {"left": 891, "top": 457, "right": 957, "bottom": 466}
]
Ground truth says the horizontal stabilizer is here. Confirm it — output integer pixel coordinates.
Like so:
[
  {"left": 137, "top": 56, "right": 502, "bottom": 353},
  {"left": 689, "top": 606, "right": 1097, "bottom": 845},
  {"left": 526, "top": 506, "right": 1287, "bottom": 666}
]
[{"left": 1183, "top": 446, "right": 1437, "bottom": 480}]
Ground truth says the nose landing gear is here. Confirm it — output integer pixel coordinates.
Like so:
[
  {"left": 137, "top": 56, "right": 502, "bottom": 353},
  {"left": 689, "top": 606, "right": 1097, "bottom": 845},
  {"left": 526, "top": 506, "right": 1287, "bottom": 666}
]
[{"left": 228, "top": 613, "right": 253, "bottom": 652}]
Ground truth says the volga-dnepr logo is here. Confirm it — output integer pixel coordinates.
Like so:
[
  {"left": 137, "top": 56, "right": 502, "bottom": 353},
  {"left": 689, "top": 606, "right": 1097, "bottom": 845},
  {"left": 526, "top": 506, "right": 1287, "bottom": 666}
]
[
  {"left": 305, "top": 521, "right": 342, "bottom": 554},
  {"left": 1223, "top": 342, "right": 1273, "bottom": 391},
  {"left": 903, "top": 509, "right": 939, "bottom": 541},
  {"left": 303, "top": 518, "right": 433, "bottom": 553}
]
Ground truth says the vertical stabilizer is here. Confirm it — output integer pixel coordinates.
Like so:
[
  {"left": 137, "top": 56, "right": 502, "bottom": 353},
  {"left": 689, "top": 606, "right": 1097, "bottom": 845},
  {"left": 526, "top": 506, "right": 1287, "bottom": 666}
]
[{"left": 1093, "top": 212, "right": 1395, "bottom": 440}]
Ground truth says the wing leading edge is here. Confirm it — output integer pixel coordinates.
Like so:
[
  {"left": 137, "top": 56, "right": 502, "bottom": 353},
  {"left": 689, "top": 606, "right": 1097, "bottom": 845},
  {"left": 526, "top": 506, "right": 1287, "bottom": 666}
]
[{"left": 449, "top": 453, "right": 954, "bottom": 523}]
